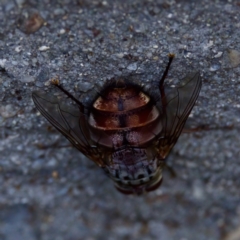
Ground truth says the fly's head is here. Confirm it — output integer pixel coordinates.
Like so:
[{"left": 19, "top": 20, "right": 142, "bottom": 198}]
[{"left": 103, "top": 146, "right": 164, "bottom": 194}]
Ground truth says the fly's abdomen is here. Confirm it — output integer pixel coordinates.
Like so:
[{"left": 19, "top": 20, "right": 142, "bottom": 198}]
[{"left": 88, "top": 86, "right": 162, "bottom": 147}]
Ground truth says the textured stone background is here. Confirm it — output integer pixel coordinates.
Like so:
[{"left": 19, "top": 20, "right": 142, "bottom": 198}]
[{"left": 0, "top": 0, "right": 240, "bottom": 240}]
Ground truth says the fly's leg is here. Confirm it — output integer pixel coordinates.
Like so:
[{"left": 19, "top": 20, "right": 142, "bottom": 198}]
[
  {"left": 51, "top": 78, "right": 84, "bottom": 112},
  {"left": 159, "top": 53, "right": 175, "bottom": 114}
]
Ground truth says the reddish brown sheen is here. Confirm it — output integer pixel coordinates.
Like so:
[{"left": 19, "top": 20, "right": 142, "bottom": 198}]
[
  {"left": 89, "top": 87, "right": 159, "bottom": 129},
  {"left": 88, "top": 86, "right": 162, "bottom": 147}
]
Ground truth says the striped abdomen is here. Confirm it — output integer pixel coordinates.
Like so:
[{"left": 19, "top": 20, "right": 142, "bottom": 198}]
[{"left": 88, "top": 86, "right": 162, "bottom": 148}]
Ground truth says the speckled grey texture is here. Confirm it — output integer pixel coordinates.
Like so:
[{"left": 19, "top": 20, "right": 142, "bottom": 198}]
[{"left": 1, "top": 0, "right": 240, "bottom": 240}]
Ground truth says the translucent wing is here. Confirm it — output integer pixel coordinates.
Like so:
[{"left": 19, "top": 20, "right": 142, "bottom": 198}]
[
  {"left": 158, "top": 72, "right": 202, "bottom": 158},
  {"left": 32, "top": 91, "right": 104, "bottom": 166}
]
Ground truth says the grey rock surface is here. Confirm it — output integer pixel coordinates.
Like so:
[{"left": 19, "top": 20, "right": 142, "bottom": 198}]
[{"left": 0, "top": 0, "right": 240, "bottom": 240}]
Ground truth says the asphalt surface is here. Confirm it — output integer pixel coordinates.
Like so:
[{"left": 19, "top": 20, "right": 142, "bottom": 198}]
[{"left": 1, "top": 0, "right": 240, "bottom": 240}]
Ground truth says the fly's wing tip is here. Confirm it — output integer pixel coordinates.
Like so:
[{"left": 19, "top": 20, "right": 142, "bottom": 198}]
[
  {"left": 180, "top": 71, "right": 202, "bottom": 88},
  {"left": 32, "top": 90, "right": 53, "bottom": 100}
]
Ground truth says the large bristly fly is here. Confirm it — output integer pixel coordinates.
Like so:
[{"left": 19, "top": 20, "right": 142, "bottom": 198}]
[{"left": 32, "top": 54, "right": 202, "bottom": 194}]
